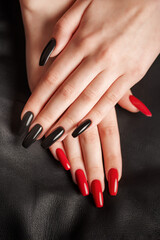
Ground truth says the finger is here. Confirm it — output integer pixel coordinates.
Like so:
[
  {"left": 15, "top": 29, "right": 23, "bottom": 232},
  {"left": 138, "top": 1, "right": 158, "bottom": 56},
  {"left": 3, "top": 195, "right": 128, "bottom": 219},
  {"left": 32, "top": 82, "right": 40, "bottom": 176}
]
[
  {"left": 39, "top": 0, "right": 92, "bottom": 65},
  {"left": 98, "top": 108, "right": 122, "bottom": 196},
  {"left": 63, "top": 134, "right": 89, "bottom": 196},
  {"left": 79, "top": 126, "right": 104, "bottom": 208},
  {"left": 118, "top": 89, "right": 139, "bottom": 113},
  {"left": 30, "top": 58, "right": 102, "bottom": 141},
  {"left": 50, "top": 140, "right": 71, "bottom": 171},
  {"left": 21, "top": 38, "right": 84, "bottom": 122},
  {"left": 41, "top": 69, "right": 118, "bottom": 147},
  {"left": 72, "top": 74, "right": 135, "bottom": 136}
]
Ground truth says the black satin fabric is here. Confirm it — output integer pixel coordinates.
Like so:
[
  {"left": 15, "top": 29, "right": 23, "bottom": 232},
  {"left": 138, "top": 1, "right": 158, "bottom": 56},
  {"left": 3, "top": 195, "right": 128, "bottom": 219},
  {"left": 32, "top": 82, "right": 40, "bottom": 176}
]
[{"left": 0, "top": 1, "right": 160, "bottom": 239}]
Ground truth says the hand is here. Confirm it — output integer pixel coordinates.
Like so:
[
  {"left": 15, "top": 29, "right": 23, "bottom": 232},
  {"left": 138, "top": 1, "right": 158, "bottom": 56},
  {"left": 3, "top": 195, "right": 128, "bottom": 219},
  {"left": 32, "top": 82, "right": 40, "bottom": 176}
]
[
  {"left": 19, "top": 0, "right": 142, "bottom": 207},
  {"left": 21, "top": 0, "right": 156, "bottom": 149}
]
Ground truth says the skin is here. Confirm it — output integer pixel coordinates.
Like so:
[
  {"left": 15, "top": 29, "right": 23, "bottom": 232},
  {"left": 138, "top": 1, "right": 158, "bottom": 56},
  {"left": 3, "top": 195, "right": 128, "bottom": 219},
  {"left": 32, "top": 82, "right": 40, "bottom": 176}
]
[
  {"left": 20, "top": 0, "right": 138, "bottom": 191},
  {"left": 20, "top": 0, "right": 160, "bottom": 144}
]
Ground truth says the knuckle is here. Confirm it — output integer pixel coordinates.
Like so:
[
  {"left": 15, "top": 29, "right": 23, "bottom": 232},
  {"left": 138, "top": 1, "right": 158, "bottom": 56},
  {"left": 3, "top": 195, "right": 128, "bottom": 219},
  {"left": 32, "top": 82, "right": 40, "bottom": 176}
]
[
  {"left": 44, "top": 72, "right": 59, "bottom": 87},
  {"left": 64, "top": 114, "right": 76, "bottom": 127},
  {"left": 92, "top": 109, "right": 103, "bottom": 122},
  {"left": 55, "top": 16, "right": 68, "bottom": 34},
  {"left": 73, "top": 34, "right": 93, "bottom": 52},
  {"left": 100, "top": 124, "right": 117, "bottom": 137},
  {"left": 82, "top": 88, "right": 97, "bottom": 103},
  {"left": 81, "top": 131, "right": 98, "bottom": 144},
  {"left": 59, "top": 83, "right": 74, "bottom": 101},
  {"left": 130, "top": 65, "right": 146, "bottom": 80},
  {"left": 104, "top": 91, "right": 118, "bottom": 105}
]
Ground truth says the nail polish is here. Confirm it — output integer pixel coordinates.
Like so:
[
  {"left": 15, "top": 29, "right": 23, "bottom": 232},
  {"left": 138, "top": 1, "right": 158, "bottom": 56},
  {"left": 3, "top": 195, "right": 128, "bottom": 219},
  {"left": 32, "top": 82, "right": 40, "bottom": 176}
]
[
  {"left": 56, "top": 148, "right": 70, "bottom": 171},
  {"left": 75, "top": 169, "right": 89, "bottom": 196},
  {"left": 72, "top": 119, "right": 91, "bottom": 138},
  {"left": 91, "top": 179, "right": 103, "bottom": 208},
  {"left": 39, "top": 38, "right": 56, "bottom": 66},
  {"left": 22, "top": 124, "right": 43, "bottom": 148},
  {"left": 108, "top": 168, "right": 118, "bottom": 196},
  {"left": 19, "top": 111, "right": 34, "bottom": 135},
  {"left": 129, "top": 95, "right": 152, "bottom": 117},
  {"left": 41, "top": 127, "right": 65, "bottom": 149}
]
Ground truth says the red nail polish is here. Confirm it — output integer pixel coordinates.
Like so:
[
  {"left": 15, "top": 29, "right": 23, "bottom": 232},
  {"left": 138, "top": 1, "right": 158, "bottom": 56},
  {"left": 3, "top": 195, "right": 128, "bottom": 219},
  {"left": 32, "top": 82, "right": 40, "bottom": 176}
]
[
  {"left": 129, "top": 95, "right": 152, "bottom": 117},
  {"left": 108, "top": 168, "right": 118, "bottom": 196},
  {"left": 91, "top": 180, "right": 103, "bottom": 208},
  {"left": 75, "top": 169, "right": 89, "bottom": 196},
  {"left": 56, "top": 148, "right": 70, "bottom": 171}
]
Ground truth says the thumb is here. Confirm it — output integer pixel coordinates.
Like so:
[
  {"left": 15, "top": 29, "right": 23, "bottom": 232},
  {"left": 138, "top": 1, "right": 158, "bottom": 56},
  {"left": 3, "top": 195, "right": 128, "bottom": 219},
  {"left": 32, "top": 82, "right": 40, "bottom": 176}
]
[
  {"left": 118, "top": 90, "right": 152, "bottom": 117},
  {"left": 118, "top": 89, "right": 139, "bottom": 113},
  {"left": 39, "top": 0, "right": 92, "bottom": 66}
]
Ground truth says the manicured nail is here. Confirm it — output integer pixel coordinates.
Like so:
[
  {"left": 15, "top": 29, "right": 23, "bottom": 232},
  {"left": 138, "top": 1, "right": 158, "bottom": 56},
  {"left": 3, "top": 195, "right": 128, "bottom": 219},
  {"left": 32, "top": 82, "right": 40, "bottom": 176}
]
[
  {"left": 108, "top": 168, "right": 118, "bottom": 196},
  {"left": 39, "top": 38, "right": 56, "bottom": 66},
  {"left": 22, "top": 124, "right": 43, "bottom": 148},
  {"left": 75, "top": 169, "right": 89, "bottom": 196},
  {"left": 72, "top": 119, "right": 92, "bottom": 138},
  {"left": 129, "top": 95, "right": 152, "bottom": 117},
  {"left": 19, "top": 111, "right": 34, "bottom": 135},
  {"left": 91, "top": 180, "right": 103, "bottom": 208},
  {"left": 56, "top": 148, "right": 70, "bottom": 171},
  {"left": 41, "top": 127, "right": 65, "bottom": 149}
]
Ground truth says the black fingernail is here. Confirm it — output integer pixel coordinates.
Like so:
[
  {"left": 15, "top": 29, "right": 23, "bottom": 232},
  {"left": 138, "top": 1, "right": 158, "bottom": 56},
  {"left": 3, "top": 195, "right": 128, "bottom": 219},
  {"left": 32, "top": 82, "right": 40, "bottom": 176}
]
[
  {"left": 72, "top": 119, "right": 92, "bottom": 138},
  {"left": 39, "top": 38, "right": 56, "bottom": 66},
  {"left": 22, "top": 124, "right": 43, "bottom": 148},
  {"left": 41, "top": 126, "right": 65, "bottom": 149},
  {"left": 19, "top": 111, "right": 34, "bottom": 135}
]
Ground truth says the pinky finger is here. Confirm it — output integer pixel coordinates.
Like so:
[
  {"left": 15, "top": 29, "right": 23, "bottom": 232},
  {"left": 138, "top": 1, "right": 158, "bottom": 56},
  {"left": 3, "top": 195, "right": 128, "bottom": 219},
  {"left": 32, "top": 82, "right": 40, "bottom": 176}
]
[{"left": 98, "top": 108, "right": 122, "bottom": 196}]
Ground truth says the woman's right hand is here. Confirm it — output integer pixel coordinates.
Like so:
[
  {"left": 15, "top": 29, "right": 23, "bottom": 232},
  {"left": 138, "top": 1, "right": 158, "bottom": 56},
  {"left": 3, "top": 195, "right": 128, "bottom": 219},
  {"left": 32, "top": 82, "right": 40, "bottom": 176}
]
[{"left": 19, "top": 0, "right": 150, "bottom": 207}]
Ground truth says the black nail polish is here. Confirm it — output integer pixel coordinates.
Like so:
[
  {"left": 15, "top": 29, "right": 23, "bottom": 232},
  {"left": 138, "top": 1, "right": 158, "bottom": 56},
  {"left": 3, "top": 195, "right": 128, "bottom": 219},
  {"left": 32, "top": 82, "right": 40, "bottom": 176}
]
[
  {"left": 41, "top": 127, "right": 65, "bottom": 149},
  {"left": 72, "top": 119, "right": 92, "bottom": 138},
  {"left": 22, "top": 124, "right": 43, "bottom": 148},
  {"left": 39, "top": 38, "right": 56, "bottom": 66},
  {"left": 19, "top": 111, "right": 34, "bottom": 135}
]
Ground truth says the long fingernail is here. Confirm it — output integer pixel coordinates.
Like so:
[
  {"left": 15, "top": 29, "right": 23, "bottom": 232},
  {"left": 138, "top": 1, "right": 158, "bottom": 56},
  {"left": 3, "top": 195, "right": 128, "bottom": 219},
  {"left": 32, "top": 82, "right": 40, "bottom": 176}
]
[
  {"left": 19, "top": 111, "right": 34, "bottom": 135},
  {"left": 41, "top": 127, "right": 65, "bottom": 149},
  {"left": 108, "top": 168, "right": 118, "bottom": 196},
  {"left": 72, "top": 119, "right": 91, "bottom": 138},
  {"left": 129, "top": 95, "right": 152, "bottom": 117},
  {"left": 91, "top": 180, "right": 103, "bottom": 208},
  {"left": 56, "top": 148, "right": 70, "bottom": 171},
  {"left": 22, "top": 124, "right": 43, "bottom": 148},
  {"left": 39, "top": 38, "right": 56, "bottom": 66},
  {"left": 75, "top": 169, "right": 89, "bottom": 196}
]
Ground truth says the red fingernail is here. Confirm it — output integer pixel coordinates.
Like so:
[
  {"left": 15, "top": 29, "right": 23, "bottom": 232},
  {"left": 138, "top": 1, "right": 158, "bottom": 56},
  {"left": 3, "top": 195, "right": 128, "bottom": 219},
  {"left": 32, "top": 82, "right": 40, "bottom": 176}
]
[
  {"left": 129, "top": 95, "right": 152, "bottom": 117},
  {"left": 91, "top": 180, "right": 103, "bottom": 208},
  {"left": 56, "top": 148, "right": 70, "bottom": 171},
  {"left": 75, "top": 169, "right": 89, "bottom": 196},
  {"left": 108, "top": 168, "right": 118, "bottom": 196}
]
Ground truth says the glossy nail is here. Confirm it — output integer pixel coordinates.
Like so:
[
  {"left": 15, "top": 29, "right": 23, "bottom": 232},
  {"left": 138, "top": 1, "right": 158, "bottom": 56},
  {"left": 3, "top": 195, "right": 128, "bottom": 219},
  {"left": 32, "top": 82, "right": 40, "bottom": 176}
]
[
  {"left": 39, "top": 38, "right": 56, "bottom": 66},
  {"left": 129, "top": 95, "right": 152, "bottom": 117},
  {"left": 75, "top": 169, "right": 89, "bottom": 196},
  {"left": 22, "top": 124, "right": 43, "bottom": 148},
  {"left": 91, "top": 180, "right": 103, "bottom": 208},
  {"left": 72, "top": 119, "right": 91, "bottom": 138},
  {"left": 41, "top": 127, "right": 65, "bottom": 149},
  {"left": 108, "top": 168, "right": 118, "bottom": 196},
  {"left": 19, "top": 111, "right": 34, "bottom": 135},
  {"left": 56, "top": 148, "right": 70, "bottom": 171}
]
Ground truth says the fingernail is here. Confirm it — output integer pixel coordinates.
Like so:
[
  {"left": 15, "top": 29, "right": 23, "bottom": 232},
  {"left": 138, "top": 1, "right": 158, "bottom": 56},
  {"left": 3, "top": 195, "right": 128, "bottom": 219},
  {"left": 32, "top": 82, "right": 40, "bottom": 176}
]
[
  {"left": 19, "top": 111, "right": 34, "bottom": 135},
  {"left": 75, "top": 169, "right": 89, "bottom": 196},
  {"left": 56, "top": 148, "right": 70, "bottom": 171},
  {"left": 91, "top": 180, "right": 103, "bottom": 208},
  {"left": 41, "top": 127, "right": 65, "bottom": 149},
  {"left": 39, "top": 38, "right": 56, "bottom": 66},
  {"left": 108, "top": 168, "right": 118, "bottom": 196},
  {"left": 129, "top": 95, "right": 152, "bottom": 117},
  {"left": 22, "top": 124, "right": 43, "bottom": 148},
  {"left": 72, "top": 119, "right": 91, "bottom": 138}
]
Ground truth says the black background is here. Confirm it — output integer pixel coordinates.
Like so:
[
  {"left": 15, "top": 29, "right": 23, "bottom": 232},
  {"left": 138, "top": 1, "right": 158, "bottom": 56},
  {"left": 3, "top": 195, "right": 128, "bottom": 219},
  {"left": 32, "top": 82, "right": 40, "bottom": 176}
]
[{"left": 0, "top": 1, "right": 160, "bottom": 239}]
